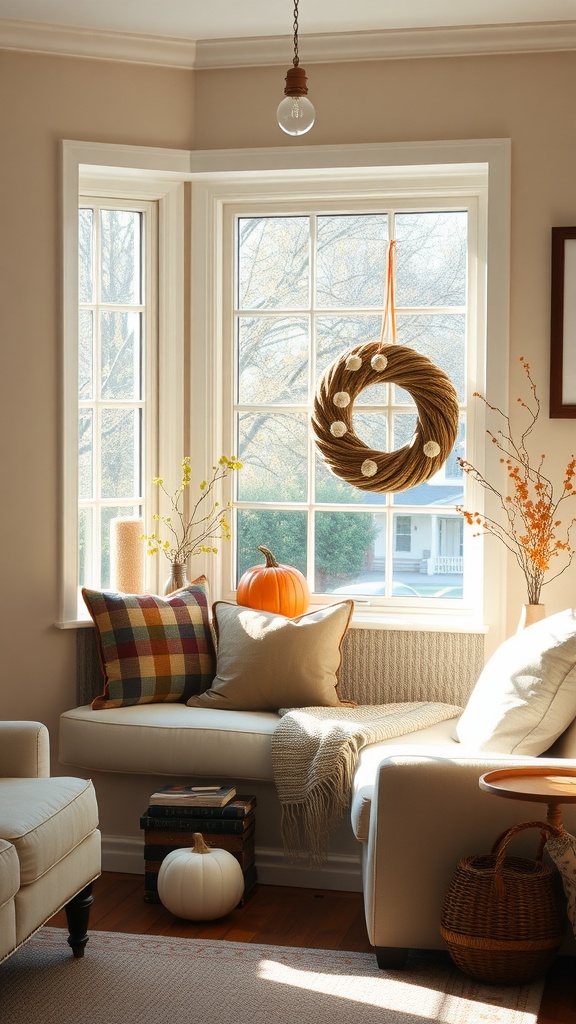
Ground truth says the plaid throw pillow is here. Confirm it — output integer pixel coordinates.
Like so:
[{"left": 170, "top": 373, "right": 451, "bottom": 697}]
[{"left": 82, "top": 578, "right": 216, "bottom": 710}]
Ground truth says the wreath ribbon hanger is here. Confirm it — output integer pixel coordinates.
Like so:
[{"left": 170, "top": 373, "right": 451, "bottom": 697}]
[
  {"left": 380, "top": 238, "right": 397, "bottom": 346},
  {"left": 312, "top": 238, "right": 460, "bottom": 494}
]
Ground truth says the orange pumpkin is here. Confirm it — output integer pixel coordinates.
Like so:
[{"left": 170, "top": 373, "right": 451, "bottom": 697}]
[{"left": 237, "top": 545, "right": 310, "bottom": 618}]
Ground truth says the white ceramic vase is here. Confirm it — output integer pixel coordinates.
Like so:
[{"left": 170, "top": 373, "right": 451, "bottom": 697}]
[{"left": 517, "top": 603, "right": 546, "bottom": 631}]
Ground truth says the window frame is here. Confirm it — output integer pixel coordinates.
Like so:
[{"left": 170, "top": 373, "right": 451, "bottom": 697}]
[
  {"left": 60, "top": 139, "right": 510, "bottom": 649},
  {"left": 60, "top": 143, "right": 186, "bottom": 623}
]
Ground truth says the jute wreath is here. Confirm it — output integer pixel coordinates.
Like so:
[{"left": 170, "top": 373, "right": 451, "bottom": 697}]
[
  {"left": 312, "top": 341, "right": 460, "bottom": 494},
  {"left": 312, "top": 241, "right": 460, "bottom": 494}
]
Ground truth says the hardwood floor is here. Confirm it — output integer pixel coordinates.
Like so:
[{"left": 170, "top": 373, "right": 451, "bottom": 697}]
[{"left": 49, "top": 872, "right": 575, "bottom": 1023}]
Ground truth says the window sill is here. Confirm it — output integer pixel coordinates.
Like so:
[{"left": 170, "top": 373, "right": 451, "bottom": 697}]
[
  {"left": 349, "top": 606, "right": 487, "bottom": 634},
  {"left": 55, "top": 601, "right": 487, "bottom": 635},
  {"left": 55, "top": 617, "right": 93, "bottom": 629}
]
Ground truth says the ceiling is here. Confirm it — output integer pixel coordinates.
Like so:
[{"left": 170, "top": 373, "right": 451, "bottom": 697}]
[
  {"left": 0, "top": 1, "right": 575, "bottom": 41},
  {"left": 1, "top": 1, "right": 576, "bottom": 68}
]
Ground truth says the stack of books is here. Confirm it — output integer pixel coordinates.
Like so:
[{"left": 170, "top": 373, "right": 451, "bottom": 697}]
[{"left": 140, "top": 785, "right": 257, "bottom": 904}]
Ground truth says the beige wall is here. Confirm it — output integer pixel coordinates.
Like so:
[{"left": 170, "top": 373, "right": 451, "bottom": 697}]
[{"left": 1, "top": 46, "right": 576, "bottom": 755}]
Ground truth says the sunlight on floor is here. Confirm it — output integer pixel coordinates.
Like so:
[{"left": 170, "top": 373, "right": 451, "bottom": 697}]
[{"left": 257, "top": 958, "right": 541, "bottom": 1024}]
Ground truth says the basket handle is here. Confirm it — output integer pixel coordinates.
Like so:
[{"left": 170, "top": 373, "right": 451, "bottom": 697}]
[{"left": 490, "top": 820, "right": 566, "bottom": 898}]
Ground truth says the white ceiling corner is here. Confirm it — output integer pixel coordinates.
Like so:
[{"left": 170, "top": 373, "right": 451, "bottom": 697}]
[{"left": 1, "top": 3, "right": 576, "bottom": 68}]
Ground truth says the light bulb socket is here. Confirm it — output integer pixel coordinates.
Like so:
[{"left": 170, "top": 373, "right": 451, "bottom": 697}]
[{"left": 284, "top": 65, "right": 309, "bottom": 97}]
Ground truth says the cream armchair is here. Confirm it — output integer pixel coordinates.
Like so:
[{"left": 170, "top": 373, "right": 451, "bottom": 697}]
[{"left": 0, "top": 721, "right": 101, "bottom": 963}]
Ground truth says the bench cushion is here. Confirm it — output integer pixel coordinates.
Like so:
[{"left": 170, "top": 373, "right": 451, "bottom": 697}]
[
  {"left": 60, "top": 704, "right": 280, "bottom": 781},
  {"left": 0, "top": 839, "right": 19, "bottom": 906}
]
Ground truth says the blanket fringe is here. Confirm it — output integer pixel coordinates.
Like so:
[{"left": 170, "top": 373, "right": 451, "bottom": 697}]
[{"left": 273, "top": 702, "right": 463, "bottom": 865}]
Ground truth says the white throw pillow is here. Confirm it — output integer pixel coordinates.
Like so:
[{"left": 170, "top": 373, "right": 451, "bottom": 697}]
[{"left": 455, "top": 608, "right": 576, "bottom": 754}]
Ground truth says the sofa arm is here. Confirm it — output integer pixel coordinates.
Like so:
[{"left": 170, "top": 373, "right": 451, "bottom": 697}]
[
  {"left": 0, "top": 722, "right": 50, "bottom": 778},
  {"left": 362, "top": 753, "right": 576, "bottom": 956}
]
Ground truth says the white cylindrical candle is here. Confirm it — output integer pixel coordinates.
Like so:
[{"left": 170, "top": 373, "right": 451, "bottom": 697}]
[{"left": 110, "top": 517, "right": 144, "bottom": 593}]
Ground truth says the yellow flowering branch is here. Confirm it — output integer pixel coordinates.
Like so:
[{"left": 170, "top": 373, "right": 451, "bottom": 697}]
[
  {"left": 457, "top": 358, "right": 576, "bottom": 605},
  {"left": 142, "top": 455, "right": 242, "bottom": 564}
]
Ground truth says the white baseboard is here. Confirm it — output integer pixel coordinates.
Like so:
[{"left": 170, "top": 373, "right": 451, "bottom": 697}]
[{"left": 101, "top": 834, "right": 363, "bottom": 892}]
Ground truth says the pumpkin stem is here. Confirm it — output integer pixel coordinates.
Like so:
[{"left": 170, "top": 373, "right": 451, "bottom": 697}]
[
  {"left": 192, "top": 833, "right": 212, "bottom": 854},
  {"left": 257, "top": 545, "right": 279, "bottom": 568}
]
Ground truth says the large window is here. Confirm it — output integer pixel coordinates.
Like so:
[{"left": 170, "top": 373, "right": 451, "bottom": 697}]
[
  {"left": 229, "top": 203, "right": 470, "bottom": 606},
  {"left": 61, "top": 140, "right": 510, "bottom": 637}
]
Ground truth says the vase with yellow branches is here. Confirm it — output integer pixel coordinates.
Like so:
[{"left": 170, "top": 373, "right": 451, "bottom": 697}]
[{"left": 143, "top": 455, "right": 242, "bottom": 594}]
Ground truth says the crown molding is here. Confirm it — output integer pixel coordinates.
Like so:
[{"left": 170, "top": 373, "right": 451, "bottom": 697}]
[
  {"left": 1, "top": 18, "right": 576, "bottom": 69},
  {"left": 0, "top": 19, "right": 196, "bottom": 68},
  {"left": 196, "top": 21, "right": 576, "bottom": 69}
]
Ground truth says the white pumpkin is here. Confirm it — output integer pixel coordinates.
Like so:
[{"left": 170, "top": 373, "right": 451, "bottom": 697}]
[{"left": 157, "top": 833, "right": 245, "bottom": 920}]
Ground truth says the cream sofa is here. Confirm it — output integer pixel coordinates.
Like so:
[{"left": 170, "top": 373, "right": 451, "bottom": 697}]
[
  {"left": 0, "top": 721, "right": 101, "bottom": 964},
  {"left": 59, "top": 615, "right": 576, "bottom": 968}
]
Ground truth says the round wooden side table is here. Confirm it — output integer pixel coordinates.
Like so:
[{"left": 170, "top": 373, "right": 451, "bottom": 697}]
[{"left": 479, "top": 766, "right": 576, "bottom": 829}]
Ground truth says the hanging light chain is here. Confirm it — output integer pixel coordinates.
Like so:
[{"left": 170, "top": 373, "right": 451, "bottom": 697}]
[{"left": 292, "top": 0, "right": 300, "bottom": 66}]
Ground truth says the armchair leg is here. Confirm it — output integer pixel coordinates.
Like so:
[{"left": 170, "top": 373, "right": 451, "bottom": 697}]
[
  {"left": 64, "top": 882, "right": 95, "bottom": 958},
  {"left": 375, "top": 946, "right": 409, "bottom": 969}
]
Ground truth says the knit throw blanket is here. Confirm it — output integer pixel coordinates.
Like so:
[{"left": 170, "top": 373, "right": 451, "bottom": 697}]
[{"left": 272, "top": 702, "right": 463, "bottom": 865}]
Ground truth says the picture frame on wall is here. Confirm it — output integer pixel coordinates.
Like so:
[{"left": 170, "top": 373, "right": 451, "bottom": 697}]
[{"left": 550, "top": 226, "right": 576, "bottom": 418}]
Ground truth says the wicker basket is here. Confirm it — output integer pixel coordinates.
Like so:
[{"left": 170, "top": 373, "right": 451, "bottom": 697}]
[{"left": 440, "top": 821, "right": 566, "bottom": 985}]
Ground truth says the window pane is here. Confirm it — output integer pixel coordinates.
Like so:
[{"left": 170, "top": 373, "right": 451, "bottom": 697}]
[
  {"left": 395, "top": 211, "right": 467, "bottom": 307},
  {"left": 315, "top": 510, "right": 383, "bottom": 593},
  {"left": 237, "top": 316, "right": 308, "bottom": 404},
  {"left": 315, "top": 450, "right": 385, "bottom": 506},
  {"left": 100, "top": 311, "right": 142, "bottom": 400},
  {"left": 445, "top": 416, "right": 466, "bottom": 484},
  {"left": 316, "top": 314, "right": 383, "bottom": 378},
  {"left": 396, "top": 314, "right": 465, "bottom": 402},
  {"left": 236, "top": 509, "right": 307, "bottom": 581},
  {"left": 78, "top": 507, "right": 92, "bottom": 587},
  {"left": 237, "top": 411, "right": 307, "bottom": 502},
  {"left": 316, "top": 214, "right": 388, "bottom": 308},
  {"left": 392, "top": 417, "right": 465, "bottom": 505},
  {"left": 78, "top": 411, "right": 93, "bottom": 499},
  {"left": 392, "top": 411, "right": 418, "bottom": 446},
  {"left": 79, "top": 310, "right": 93, "bottom": 400},
  {"left": 350, "top": 411, "right": 389, "bottom": 452},
  {"left": 237, "top": 217, "right": 309, "bottom": 310},
  {"left": 100, "top": 408, "right": 141, "bottom": 499},
  {"left": 79, "top": 208, "right": 93, "bottom": 304},
  {"left": 100, "top": 209, "right": 141, "bottom": 305},
  {"left": 392, "top": 512, "right": 463, "bottom": 598}
]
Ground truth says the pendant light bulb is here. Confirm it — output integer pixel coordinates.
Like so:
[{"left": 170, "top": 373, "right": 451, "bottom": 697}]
[
  {"left": 277, "top": 1, "right": 315, "bottom": 137},
  {"left": 277, "top": 66, "right": 315, "bottom": 136}
]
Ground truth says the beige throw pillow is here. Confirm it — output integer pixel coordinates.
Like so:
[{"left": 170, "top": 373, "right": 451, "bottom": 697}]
[
  {"left": 187, "top": 600, "right": 354, "bottom": 712},
  {"left": 455, "top": 608, "right": 576, "bottom": 754}
]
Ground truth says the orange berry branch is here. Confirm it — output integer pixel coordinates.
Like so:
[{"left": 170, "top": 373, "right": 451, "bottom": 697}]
[{"left": 457, "top": 357, "right": 576, "bottom": 605}]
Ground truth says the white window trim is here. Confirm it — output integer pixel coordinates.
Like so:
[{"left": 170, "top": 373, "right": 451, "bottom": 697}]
[
  {"left": 59, "top": 141, "right": 186, "bottom": 624},
  {"left": 59, "top": 138, "right": 510, "bottom": 649}
]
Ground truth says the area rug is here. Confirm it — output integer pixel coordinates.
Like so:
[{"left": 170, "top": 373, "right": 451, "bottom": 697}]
[{"left": 1, "top": 928, "right": 543, "bottom": 1024}]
